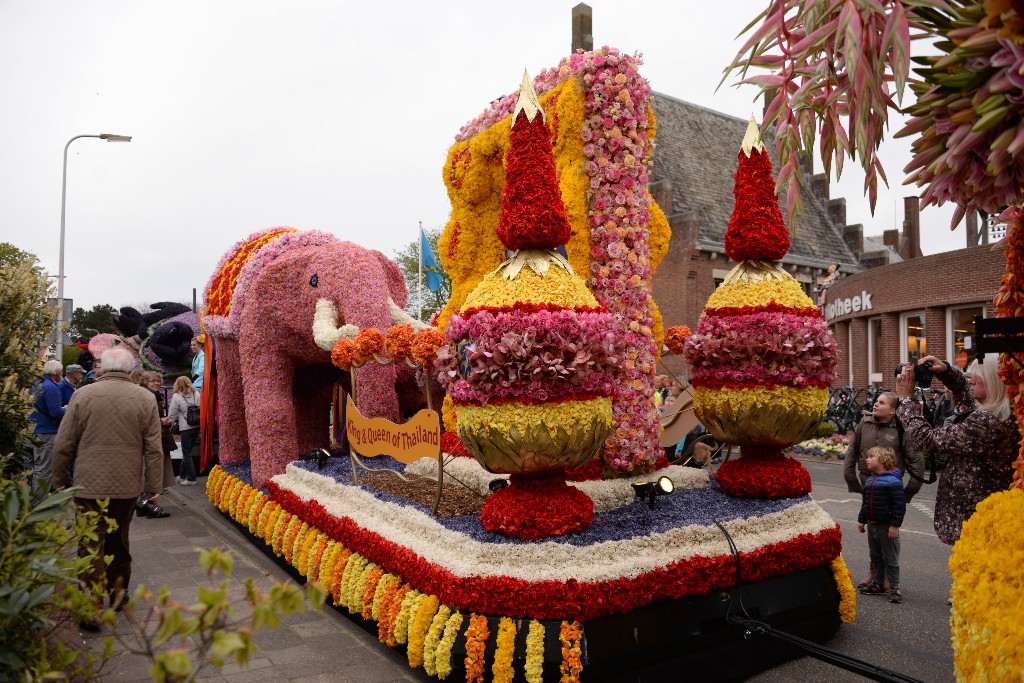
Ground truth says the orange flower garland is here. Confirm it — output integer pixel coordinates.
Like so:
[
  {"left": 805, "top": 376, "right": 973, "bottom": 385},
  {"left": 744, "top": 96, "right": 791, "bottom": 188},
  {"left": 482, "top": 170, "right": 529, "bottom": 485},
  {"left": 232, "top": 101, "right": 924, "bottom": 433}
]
[
  {"left": 664, "top": 325, "right": 692, "bottom": 356},
  {"left": 464, "top": 613, "right": 490, "bottom": 683},
  {"left": 559, "top": 621, "right": 583, "bottom": 683},
  {"left": 994, "top": 216, "right": 1024, "bottom": 488},
  {"left": 411, "top": 328, "right": 446, "bottom": 369},
  {"left": 361, "top": 567, "right": 384, "bottom": 619},
  {"left": 331, "top": 338, "right": 356, "bottom": 371},
  {"left": 353, "top": 328, "right": 386, "bottom": 365},
  {"left": 385, "top": 324, "right": 416, "bottom": 363}
]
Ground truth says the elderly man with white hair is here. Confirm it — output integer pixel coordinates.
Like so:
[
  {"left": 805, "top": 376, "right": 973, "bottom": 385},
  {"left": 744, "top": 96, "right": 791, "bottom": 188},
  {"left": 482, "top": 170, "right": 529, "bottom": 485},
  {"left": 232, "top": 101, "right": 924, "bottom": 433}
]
[
  {"left": 53, "top": 347, "right": 163, "bottom": 630},
  {"left": 29, "top": 359, "right": 65, "bottom": 497}
]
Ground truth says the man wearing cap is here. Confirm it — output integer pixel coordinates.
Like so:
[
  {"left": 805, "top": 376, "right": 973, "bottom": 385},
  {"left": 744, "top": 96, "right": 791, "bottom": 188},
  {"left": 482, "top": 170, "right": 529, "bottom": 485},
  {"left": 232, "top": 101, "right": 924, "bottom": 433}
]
[
  {"left": 60, "top": 364, "right": 85, "bottom": 405},
  {"left": 29, "top": 359, "right": 65, "bottom": 497}
]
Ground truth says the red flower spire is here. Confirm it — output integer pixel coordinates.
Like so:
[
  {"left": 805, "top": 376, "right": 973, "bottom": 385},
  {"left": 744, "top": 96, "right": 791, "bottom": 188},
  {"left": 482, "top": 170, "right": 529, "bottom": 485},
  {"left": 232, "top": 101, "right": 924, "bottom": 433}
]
[
  {"left": 495, "top": 71, "right": 572, "bottom": 252},
  {"left": 724, "top": 117, "right": 791, "bottom": 262}
]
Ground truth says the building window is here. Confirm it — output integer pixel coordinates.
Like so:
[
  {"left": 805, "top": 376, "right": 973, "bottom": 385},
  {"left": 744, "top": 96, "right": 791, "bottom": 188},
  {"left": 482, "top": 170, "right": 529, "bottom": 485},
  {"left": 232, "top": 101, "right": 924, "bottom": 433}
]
[
  {"left": 901, "top": 312, "right": 926, "bottom": 364},
  {"left": 868, "top": 317, "right": 883, "bottom": 385},
  {"left": 948, "top": 306, "right": 984, "bottom": 370}
]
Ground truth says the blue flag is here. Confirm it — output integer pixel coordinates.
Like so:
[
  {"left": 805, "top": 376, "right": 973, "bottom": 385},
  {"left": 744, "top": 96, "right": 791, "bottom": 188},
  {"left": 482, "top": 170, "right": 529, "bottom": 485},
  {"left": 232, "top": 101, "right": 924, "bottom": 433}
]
[{"left": 421, "top": 229, "right": 443, "bottom": 293}]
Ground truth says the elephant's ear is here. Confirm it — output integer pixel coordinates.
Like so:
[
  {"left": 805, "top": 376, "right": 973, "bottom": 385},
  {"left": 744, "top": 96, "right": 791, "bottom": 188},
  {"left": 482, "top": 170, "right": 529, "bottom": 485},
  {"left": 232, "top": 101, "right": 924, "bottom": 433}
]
[{"left": 371, "top": 250, "right": 408, "bottom": 310}]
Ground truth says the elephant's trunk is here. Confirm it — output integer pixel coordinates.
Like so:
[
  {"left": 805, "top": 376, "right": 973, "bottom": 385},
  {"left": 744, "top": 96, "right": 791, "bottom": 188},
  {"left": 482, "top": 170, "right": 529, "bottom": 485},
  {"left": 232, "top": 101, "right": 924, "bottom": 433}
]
[{"left": 312, "top": 299, "right": 360, "bottom": 352}]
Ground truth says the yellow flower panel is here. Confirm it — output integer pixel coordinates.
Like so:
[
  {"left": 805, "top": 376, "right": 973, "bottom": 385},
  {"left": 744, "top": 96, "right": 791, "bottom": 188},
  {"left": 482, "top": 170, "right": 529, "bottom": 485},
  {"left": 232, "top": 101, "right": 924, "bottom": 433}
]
[
  {"left": 949, "top": 489, "right": 1024, "bottom": 682},
  {"left": 438, "top": 80, "right": 591, "bottom": 331},
  {"left": 706, "top": 275, "right": 814, "bottom": 311},
  {"left": 461, "top": 264, "right": 599, "bottom": 311},
  {"left": 456, "top": 397, "right": 613, "bottom": 436}
]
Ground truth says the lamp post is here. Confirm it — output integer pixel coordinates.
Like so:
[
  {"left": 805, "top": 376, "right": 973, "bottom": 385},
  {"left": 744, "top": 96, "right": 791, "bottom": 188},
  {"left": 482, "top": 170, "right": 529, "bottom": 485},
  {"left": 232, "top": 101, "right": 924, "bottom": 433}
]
[{"left": 56, "top": 133, "right": 132, "bottom": 362}]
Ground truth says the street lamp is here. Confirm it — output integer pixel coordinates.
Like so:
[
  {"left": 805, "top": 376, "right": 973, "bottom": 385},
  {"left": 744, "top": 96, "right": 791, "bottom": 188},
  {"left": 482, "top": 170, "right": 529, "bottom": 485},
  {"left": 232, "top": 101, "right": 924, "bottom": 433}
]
[{"left": 56, "top": 133, "right": 132, "bottom": 362}]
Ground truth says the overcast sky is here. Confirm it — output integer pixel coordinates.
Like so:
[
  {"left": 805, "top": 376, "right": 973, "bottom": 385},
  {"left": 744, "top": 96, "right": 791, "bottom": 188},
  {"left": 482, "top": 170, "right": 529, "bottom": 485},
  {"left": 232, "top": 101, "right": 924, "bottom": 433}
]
[{"left": 0, "top": 0, "right": 964, "bottom": 312}]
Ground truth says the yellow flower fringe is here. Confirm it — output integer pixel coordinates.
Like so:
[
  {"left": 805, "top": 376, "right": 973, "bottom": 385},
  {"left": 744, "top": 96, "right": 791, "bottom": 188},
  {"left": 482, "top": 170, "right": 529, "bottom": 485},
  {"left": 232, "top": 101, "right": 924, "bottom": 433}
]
[
  {"left": 456, "top": 397, "right": 613, "bottom": 437},
  {"left": 830, "top": 555, "right": 857, "bottom": 624},
  {"left": 492, "top": 617, "right": 516, "bottom": 683},
  {"left": 435, "top": 611, "right": 464, "bottom": 680},
  {"left": 949, "top": 488, "right": 1024, "bottom": 682},
  {"left": 525, "top": 620, "right": 545, "bottom": 683},
  {"left": 206, "top": 466, "right": 596, "bottom": 682},
  {"left": 423, "top": 604, "right": 452, "bottom": 677}
]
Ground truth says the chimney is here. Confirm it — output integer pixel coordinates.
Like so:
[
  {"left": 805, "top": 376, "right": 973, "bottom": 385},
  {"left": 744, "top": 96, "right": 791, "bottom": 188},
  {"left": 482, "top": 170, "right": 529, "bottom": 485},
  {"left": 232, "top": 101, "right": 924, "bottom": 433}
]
[
  {"left": 966, "top": 210, "right": 980, "bottom": 247},
  {"left": 827, "top": 198, "right": 847, "bottom": 227},
  {"left": 902, "top": 196, "right": 922, "bottom": 259},
  {"left": 883, "top": 229, "right": 900, "bottom": 250},
  {"left": 571, "top": 4, "right": 593, "bottom": 53},
  {"left": 810, "top": 173, "right": 829, "bottom": 199},
  {"left": 844, "top": 223, "right": 864, "bottom": 254}
]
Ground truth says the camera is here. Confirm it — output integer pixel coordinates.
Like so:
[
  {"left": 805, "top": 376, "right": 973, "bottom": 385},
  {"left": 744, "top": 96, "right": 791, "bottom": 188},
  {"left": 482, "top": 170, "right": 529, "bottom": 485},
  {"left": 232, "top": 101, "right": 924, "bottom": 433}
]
[{"left": 894, "top": 361, "right": 934, "bottom": 390}]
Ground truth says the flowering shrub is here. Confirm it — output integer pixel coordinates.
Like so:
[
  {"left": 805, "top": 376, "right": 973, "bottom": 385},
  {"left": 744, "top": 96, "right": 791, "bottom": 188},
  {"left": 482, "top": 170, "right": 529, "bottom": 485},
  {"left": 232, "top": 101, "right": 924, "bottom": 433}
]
[{"left": 789, "top": 435, "right": 852, "bottom": 459}]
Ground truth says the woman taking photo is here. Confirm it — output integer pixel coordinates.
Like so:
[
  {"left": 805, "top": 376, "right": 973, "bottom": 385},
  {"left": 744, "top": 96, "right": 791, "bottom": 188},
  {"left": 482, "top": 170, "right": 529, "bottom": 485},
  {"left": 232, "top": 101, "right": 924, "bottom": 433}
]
[
  {"left": 896, "top": 355, "right": 1018, "bottom": 545},
  {"left": 168, "top": 376, "right": 201, "bottom": 485}
]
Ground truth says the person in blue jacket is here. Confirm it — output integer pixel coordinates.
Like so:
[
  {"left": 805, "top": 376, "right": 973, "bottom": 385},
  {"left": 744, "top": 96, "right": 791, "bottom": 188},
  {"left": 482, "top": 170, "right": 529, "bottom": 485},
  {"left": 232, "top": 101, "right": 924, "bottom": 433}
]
[
  {"left": 29, "top": 360, "right": 66, "bottom": 497},
  {"left": 857, "top": 446, "right": 906, "bottom": 604},
  {"left": 59, "top": 364, "right": 85, "bottom": 405},
  {"left": 190, "top": 336, "right": 205, "bottom": 392}
]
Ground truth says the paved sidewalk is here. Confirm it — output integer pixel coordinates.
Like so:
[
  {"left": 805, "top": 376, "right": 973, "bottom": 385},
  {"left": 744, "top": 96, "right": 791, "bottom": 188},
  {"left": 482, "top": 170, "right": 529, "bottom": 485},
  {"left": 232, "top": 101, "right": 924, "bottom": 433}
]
[{"left": 83, "top": 478, "right": 429, "bottom": 682}]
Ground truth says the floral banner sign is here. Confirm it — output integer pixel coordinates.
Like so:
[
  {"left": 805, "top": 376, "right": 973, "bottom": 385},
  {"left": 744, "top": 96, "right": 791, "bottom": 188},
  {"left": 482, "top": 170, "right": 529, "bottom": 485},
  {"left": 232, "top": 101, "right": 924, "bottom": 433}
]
[{"left": 346, "top": 395, "right": 440, "bottom": 464}]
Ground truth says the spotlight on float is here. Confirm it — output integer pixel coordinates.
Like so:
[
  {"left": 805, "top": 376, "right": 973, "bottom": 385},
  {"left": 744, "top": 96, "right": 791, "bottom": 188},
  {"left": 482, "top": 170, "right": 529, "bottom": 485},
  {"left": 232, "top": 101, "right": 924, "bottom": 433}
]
[
  {"left": 488, "top": 478, "right": 510, "bottom": 493},
  {"left": 315, "top": 448, "right": 331, "bottom": 470},
  {"left": 632, "top": 476, "right": 675, "bottom": 508}
]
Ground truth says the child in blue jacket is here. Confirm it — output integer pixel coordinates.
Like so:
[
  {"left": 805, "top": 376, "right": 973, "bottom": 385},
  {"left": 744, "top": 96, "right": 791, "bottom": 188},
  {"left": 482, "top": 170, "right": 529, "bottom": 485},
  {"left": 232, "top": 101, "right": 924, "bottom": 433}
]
[{"left": 857, "top": 445, "right": 906, "bottom": 603}]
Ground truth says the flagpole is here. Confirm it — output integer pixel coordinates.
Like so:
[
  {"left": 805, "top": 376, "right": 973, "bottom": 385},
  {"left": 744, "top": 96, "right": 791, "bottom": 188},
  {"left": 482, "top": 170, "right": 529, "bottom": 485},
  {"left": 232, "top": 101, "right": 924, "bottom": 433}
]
[{"left": 418, "top": 220, "right": 423, "bottom": 322}]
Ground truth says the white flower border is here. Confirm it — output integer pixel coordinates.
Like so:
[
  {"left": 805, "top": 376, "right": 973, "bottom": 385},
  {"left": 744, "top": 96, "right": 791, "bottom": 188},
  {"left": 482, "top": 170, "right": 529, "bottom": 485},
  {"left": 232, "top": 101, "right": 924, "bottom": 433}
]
[
  {"left": 272, "top": 464, "right": 836, "bottom": 584},
  {"left": 404, "top": 457, "right": 709, "bottom": 513}
]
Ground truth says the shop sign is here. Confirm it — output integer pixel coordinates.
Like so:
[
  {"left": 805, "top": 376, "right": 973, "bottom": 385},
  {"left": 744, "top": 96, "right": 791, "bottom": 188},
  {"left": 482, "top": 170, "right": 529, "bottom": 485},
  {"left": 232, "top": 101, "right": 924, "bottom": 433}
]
[{"left": 824, "top": 290, "right": 873, "bottom": 322}]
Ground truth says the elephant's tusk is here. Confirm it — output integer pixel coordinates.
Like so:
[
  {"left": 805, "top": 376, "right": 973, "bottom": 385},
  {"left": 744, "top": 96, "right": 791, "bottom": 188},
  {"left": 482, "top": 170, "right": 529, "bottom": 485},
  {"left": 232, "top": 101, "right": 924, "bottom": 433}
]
[
  {"left": 313, "top": 298, "right": 359, "bottom": 352},
  {"left": 388, "top": 298, "right": 431, "bottom": 330}
]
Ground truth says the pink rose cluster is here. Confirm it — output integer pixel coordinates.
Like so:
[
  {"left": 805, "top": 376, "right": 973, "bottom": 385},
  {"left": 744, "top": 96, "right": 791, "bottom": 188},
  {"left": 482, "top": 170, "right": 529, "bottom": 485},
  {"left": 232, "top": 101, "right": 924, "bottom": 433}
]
[
  {"left": 435, "top": 308, "right": 623, "bottom": 405},
  {"left": 684, "top": 312, "right": 838, "bottom": 388}
]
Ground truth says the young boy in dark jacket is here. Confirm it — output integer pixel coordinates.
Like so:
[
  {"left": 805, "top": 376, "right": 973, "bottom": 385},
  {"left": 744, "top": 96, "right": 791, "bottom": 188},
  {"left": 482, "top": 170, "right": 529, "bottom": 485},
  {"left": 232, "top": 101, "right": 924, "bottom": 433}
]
[{"left": 857, "top": 446, "right": 906, "bottom": 603}]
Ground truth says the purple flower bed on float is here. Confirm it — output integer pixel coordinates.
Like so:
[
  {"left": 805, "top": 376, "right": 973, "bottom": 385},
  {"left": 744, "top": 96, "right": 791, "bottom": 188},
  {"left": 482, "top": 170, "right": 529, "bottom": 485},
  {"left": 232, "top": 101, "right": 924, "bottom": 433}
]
[{"left": 234, "top": 456, "right": 811, "bottom": 547}]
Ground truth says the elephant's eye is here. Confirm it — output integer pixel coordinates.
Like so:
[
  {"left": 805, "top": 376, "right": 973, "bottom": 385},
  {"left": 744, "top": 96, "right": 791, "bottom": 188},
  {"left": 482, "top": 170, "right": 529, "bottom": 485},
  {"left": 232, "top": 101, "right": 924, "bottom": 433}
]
[{"left": 309, "top": 274, "right": 318, "bottom": 287}]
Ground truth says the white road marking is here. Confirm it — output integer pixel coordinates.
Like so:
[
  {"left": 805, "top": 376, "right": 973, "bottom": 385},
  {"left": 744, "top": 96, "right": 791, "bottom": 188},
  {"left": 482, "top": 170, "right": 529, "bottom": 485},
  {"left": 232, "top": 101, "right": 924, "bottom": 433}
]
[
  {"left": 911, "top": 501, "right": 934, "bottom": 520},
  {"left": 810, "top": 498, "right": 858, "bottom": 504}
]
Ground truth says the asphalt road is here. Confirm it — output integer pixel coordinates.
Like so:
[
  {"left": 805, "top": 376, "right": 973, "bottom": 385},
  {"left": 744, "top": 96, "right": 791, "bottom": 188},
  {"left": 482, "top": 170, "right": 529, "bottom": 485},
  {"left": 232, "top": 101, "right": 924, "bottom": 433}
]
[{"left": 749, "top": 457, "right": 954, "bottom": 683}]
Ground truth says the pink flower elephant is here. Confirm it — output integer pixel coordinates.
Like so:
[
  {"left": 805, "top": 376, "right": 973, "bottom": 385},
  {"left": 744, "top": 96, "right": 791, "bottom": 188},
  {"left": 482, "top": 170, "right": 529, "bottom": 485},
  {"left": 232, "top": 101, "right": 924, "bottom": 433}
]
[{"left": 202, "top": 228, "right": 428, "bottom": 488}]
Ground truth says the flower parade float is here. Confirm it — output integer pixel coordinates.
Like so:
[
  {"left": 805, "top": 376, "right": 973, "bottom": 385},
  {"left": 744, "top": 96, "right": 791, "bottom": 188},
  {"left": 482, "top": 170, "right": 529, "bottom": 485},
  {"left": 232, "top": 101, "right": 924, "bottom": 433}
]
[
  {"left": 682, "top": 118, "right": 839, "bottom": 499},
  {"left": 205, "top": 49, "right": 856, "bottom": 681}
]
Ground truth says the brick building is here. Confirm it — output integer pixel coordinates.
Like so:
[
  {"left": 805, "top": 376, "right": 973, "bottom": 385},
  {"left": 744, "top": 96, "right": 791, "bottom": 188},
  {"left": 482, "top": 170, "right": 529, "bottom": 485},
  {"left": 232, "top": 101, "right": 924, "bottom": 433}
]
[
  {"left": 649, "top": 93, "right": 863, "bottom": 378},
  {"left": 825, "top": 245, "right": 1003, "bottom": 388}
]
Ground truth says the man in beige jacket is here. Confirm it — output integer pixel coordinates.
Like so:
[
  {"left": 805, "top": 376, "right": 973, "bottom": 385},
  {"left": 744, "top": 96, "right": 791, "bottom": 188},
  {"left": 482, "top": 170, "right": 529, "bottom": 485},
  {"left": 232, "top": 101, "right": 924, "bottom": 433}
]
[{"left": 53, "top": 347, "right": 163, "bottom": 625}]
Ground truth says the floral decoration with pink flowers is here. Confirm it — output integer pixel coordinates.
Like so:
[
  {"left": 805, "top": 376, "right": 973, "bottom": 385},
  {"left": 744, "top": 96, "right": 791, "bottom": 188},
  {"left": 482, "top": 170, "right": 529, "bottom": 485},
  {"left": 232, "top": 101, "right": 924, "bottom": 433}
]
[
  {"left": 684, "top": 311, "right": 838, "bottom": 388},
  {"left": 435, "top": 308, "right": 624, "bottom": 405},
  {"left": 202, "top": 227, "right": 338, "bottom": 339}
]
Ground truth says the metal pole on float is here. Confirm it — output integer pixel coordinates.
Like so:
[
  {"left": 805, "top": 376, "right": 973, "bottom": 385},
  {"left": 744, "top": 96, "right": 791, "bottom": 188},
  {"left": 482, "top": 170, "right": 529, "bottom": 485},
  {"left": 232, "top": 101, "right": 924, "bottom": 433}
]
[{"left": 418, "top": 220, "right": 424, "bottom": 322}]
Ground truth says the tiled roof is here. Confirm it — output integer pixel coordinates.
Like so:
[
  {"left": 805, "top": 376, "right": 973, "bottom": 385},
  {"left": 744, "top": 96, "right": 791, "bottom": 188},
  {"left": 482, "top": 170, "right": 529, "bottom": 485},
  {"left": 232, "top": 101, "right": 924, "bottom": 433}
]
[{"left": 650, "top": 92, "right": 859, "bottom": 268}]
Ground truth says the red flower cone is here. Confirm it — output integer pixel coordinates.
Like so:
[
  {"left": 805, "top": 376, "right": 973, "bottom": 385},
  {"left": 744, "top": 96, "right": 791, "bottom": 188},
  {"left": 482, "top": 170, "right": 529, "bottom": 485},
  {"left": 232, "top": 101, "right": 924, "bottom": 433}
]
[
  {"left": 724, "top": 118, "right": 791, "bottom": 262},
  {"left": 495, "top": 71, "right": 572, "bottom": 252}
]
